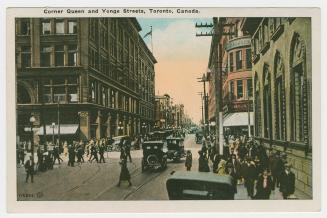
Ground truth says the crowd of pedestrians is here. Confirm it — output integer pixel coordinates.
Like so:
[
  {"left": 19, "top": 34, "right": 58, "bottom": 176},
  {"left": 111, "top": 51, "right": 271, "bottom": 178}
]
[
  {"left": 17, "top": 135, "right": 143, "bottom": 185},
  {"left": 195, "top": 134, "right": 296, "bottom": 200}
]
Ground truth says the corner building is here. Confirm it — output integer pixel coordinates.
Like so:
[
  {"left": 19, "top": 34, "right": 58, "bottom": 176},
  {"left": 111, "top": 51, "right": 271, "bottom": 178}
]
[
  {"left": 16, "top": 18, "right": 156, "bottom": 142},
  {"left": 242, "top": 18, "right": 312, "bottom": 198}
]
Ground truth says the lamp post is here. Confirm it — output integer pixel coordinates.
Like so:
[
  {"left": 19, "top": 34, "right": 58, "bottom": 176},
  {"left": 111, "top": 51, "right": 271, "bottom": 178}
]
[
  {"left": 118, "top": 121, "right": 124, "bottom": 136},
  {"left": 51, "top": 122, "right": 55, "bottom": 144},
  {"left": 142, "top": 122, "right": 147, "bottom": 135},
  {"left": 29, "top": 115, "right": 36, "bottom": 161}
]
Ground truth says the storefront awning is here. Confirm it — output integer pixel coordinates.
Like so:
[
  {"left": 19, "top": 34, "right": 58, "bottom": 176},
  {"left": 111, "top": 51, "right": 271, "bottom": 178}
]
[
  {"left": 223, "top": 112, "right": 254, "bottom": 127},
  {"left": 37, "top": 124, "right": 79, "bottom": 135}
]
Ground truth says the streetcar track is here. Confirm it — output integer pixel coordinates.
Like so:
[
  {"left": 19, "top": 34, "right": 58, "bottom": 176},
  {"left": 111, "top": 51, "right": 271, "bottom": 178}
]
[{"left": 123, "top": 163, "right": 182, "bottom": 200}]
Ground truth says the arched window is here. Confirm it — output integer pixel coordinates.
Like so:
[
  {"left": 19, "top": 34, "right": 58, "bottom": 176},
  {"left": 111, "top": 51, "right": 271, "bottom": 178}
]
[
  {"left": 290, "top": 33, "right": 308, "bottom": 143},
  {"left": 254, "top": 73, "right": 261, "bottom": 137},
  {"left": 274, "top": 51, "right": 286, "bottom": 140},
  {"left": 263, "top": 64, "right": 272, "bottom": 139}
]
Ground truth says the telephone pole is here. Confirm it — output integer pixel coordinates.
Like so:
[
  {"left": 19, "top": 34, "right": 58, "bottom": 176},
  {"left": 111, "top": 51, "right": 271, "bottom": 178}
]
[{"left": 196, "top": 17, "right": 235, "bottom": 156}]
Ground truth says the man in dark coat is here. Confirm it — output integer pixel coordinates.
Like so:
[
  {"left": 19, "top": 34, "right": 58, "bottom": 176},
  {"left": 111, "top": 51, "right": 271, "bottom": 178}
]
[
  {"left": 124, "top": 138, "right": 132, "bottom": 163},
  {"left": 68, "top": 144, "right": 76, "bottom": 167},
  {"left": 227, "top": 154, "right": 241, "bottom": 180},
  {"left": 279, "top": 163, "right": 295, "bottom": 199},
  {"left": 198, "top": 151, "right": 210, "bottom": 172},
  {"left": 243, "top": 158, "right": 257, "bottom": 199},
  {"left": 90, "top": 145, "right": 99, "bottom": 163},
  {"left": 226, "top": 163, "right": 238, "bottom": 194},
  {"left": 99, "top": 143, "right": 106, "bottom": 163},
  {"left": 76, "top": 144, "right": 84, "bottom": 163},
  {"left": 185, "top": 150, "right": 192, "bottom": 171},
  {"left": 271, "top": 151, "right": 284, "bottom": 189},
  {"left": 24, "top": 156, "right": 34, "bottom": 183},
  {"left": 117, "top": 158, "right": 132, "bottom": 187},
  {"left": 53, "top": 145, "right": 63, "bottom": 165},
  {"left": 255, "top": 169, "right": 273, "bottom": 199}
]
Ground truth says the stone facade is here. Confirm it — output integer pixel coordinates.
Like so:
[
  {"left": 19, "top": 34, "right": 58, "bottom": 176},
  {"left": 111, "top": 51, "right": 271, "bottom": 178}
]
[
  {"left": 16, "top": 18, "right": 156, "bottom": 143},
  {"left": 242, "top": 17, "right": 312, "bottom": 198}
]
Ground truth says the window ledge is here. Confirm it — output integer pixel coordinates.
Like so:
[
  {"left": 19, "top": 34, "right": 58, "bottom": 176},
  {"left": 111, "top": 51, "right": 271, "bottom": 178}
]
[
  {"left": 271, "top": 25, "right": 284, "bottom": 41},
  {"left": 260, "top": 41, "right": 270, "bottom": 55},
  {"left": 252, "top": 54, "right": 260, "bottom": 64}
]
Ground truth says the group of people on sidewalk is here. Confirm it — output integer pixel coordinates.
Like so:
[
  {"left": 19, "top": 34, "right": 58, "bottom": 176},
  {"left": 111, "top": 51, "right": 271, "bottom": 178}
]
[{"left": 191, "top": 134, "right": 296, "bottom": 200}]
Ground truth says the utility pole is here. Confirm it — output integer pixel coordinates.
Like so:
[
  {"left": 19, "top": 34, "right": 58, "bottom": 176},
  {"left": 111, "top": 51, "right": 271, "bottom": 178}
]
[
  {"left": 196, "top": 17, "right": 234, "bottom": 156},
  {"left": 198, "top": 92, "right": 204, "bottom": 128},
  {"left": 197, "top": 74, "right": 209, "bottom": 137}
]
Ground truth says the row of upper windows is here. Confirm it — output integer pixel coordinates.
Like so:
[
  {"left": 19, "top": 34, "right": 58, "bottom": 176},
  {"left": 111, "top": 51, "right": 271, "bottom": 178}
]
[
  {"left": 16, "top": 19, "right": 77, "bottom": 36},
  {"left": 228, "top": 48, "right": 252, "bottom": 72},
  {"left": 252, "top": 18, "right": 287, "bottom": 57},
  {"left": 17, "top": 45, "right": 77, "bottom": 68},
  {"left": 228, "top": 78, "right": 253, "bottom": 100}
]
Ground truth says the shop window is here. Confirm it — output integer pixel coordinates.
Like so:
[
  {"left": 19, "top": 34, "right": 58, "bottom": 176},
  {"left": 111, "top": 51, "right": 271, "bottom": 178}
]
[
  {"left": 53, "top": 86, "right": 66, "bottom": 103},
  {"left": 41, "top": 19, "right": 51, "bottom": 35},
  {"left": 21, "top": 46, "right": 31, "bottom": 68},
  {"left": 68, "top": 45, "right": 77, "bottom": 66},
  {"left": 236, "top": 50, "right": 242, "bottom": 70},
  {"left": 68, "top": 86, "right": 78, "bottom": 103},
  {"left": 229, "top": 52, "right": 234, "bottom": 72},
  {"left": 230, "top": 81, "right": 235, "bottom": 100},
  {"left": 55, "top": 19, "right": 65, "bottom": 34},
  {"left": 55, "top": 45, "right": 64, "bottom": 66},
  {"left": 246, "top": 49, "right": 252, "bottom": 69},
  {"left": 68, "top": 20, "right": 77, "bottom": 34},
  {"left": 20, "top": 20, "right": 30, "bottom": 35},
  {"left": 247, "top": 79, "right": 253, "bottom": 98},
  {"left": 237, "top": 80, "right": 243, "bottom": 99},
  {"left": 40, "top": 46, "right": 52, "bottom": 67}
]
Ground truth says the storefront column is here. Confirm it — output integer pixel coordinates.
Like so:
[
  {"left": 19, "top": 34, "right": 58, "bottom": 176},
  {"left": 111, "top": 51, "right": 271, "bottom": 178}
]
[
  {"left": 79, "top": 111, "right": 90, "bottom": 140},
  {"left": 96, "top": 110, "right": 102, "bottom": 139},
  {"left": 115, "top": 113, "right": 120, "bottom": 136},
  {"left": 106, "top": 112, "right": 111, "bottom": 138}
]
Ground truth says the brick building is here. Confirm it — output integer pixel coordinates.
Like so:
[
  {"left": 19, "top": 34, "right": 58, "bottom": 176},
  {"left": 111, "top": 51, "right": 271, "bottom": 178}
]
[
  {"left": 208, "top": 17, "right": 254, "bottom": 137},
  {"left": 16, "top": 18, "right": 156, "bottom": 143}
]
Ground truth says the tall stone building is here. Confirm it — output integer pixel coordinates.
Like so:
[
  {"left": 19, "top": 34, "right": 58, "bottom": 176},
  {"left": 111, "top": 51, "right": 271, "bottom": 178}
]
[
  {"left": 16, "top": 18, "right": 156, "bottom": 143},
  {"left": 241, "top": 17, "right": 312, "bottom": 198}
]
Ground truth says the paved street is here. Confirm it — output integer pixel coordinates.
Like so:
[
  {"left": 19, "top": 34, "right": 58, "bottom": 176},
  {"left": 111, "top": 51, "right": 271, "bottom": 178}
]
[{"left": 17, "top": 134, "right": 285, "bottom": 201}]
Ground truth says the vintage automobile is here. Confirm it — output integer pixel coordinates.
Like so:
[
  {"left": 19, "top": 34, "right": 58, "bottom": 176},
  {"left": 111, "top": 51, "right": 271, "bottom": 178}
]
[
  {"left": 166, "top": 171, "right": 235, "bottom": 200},
  {"left": 195, "top": 130, "right": 204, "bottom": 144},
  {"left": 165, "top": 137, "right": 185, "bottom": 162},
  {"left": 147, "top": 131, "right": 167, "bottom": 142},
  {"left": 141, "top": 141, "right": 167, "bottom": 172}
]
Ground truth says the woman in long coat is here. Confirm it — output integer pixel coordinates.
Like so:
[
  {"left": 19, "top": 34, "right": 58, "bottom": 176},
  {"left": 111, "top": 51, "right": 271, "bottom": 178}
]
[{"left": 117, "top": 158, "right": 132, "bottom": 187}]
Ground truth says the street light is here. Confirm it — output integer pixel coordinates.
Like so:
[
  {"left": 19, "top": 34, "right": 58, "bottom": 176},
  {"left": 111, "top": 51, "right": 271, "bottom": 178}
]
[
  {"left": 51, "top": 122, "right": 55, "bottom": 144},
  {"left": 118, "top": 121, "right": 124, "bottom": 135},
  {"left": 142, "top": 122, "right": 147, "bottom": 135},
  {"left": 29, "top": 115, "right": 36, "bottom": 161}
]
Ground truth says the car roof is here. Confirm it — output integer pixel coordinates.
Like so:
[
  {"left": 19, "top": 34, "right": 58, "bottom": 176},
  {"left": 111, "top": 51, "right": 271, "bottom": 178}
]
[
  {"left": 167, "top": 138, "right": 183, "bottom": 141},
  {"left": 143, "top": 141, "right": 164, "bottom": 145},
  {"left": 167, "top": 171, "right": 233, "bottom": 185}
]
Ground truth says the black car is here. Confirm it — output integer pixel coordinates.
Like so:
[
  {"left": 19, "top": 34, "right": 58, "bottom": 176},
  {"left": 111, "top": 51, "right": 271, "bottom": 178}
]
[
  {"left": 166, "top": 171, "right": 235, "bottom": 200},
  {"left": 166, "top": 137, "right": 185, "bottom": 162},
  {"left": 148, "top": 131, "right": 167, "bottom": 142},
  {"left": 141, "top": 141, "right": 167, "bottom": 172}
]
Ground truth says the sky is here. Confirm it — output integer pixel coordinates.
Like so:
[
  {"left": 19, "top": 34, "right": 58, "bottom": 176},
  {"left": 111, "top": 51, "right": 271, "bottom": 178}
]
[{"left": 138, "top": 18, "right": 212, "bottom": 124}]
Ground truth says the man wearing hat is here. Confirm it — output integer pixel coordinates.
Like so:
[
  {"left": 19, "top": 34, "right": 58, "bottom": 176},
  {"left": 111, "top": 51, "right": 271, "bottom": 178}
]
[
  {"left": 198, "top": 150, "right": 210, "bottom": 172},
  {"left": 279, "top": 163, "right": 295, "bottom": 199}
]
